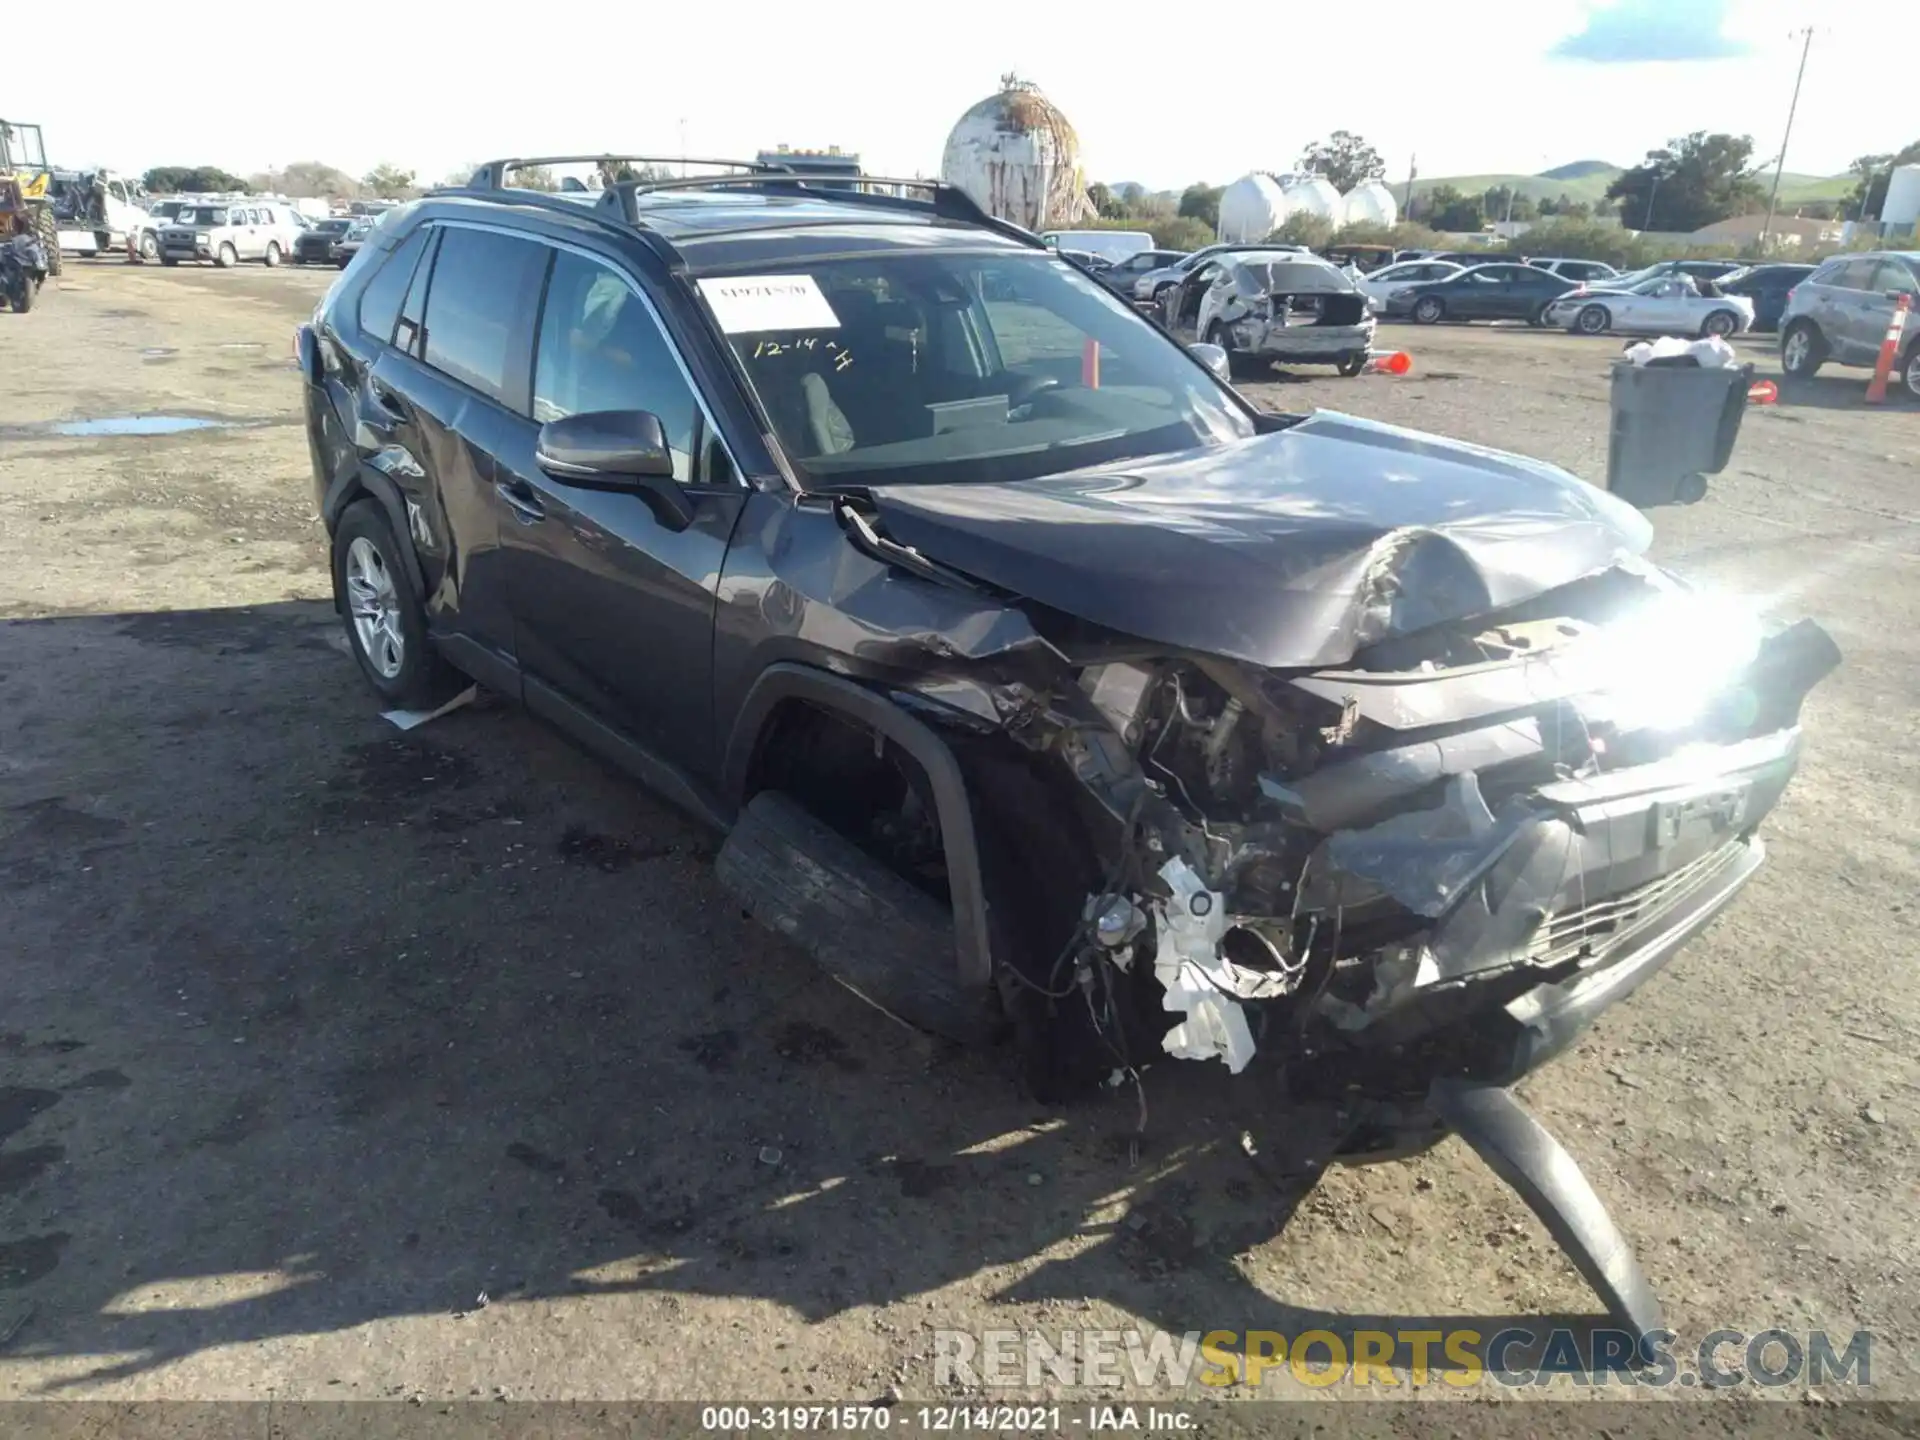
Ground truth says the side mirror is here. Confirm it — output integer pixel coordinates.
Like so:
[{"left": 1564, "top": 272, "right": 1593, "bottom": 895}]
[
  {"left": 1190, "top": 342, "right": 1231, "bottom": 383},
  {"left": 535, "top": 409, "right": 694, "bottom": 531}
]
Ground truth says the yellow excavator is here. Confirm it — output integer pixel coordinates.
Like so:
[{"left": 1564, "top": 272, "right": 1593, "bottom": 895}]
[{"left": 0, "top": 118, "right": 62, "bottom": 278}]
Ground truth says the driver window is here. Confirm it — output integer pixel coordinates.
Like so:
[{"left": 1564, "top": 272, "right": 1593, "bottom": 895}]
[{"left": 533, "top": 251, "right": 703, "bottom": 485}]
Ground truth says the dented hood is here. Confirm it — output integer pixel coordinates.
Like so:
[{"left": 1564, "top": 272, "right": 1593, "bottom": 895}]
[{"left": 863, "top": 412, "right": 1652, "bottom": 669}]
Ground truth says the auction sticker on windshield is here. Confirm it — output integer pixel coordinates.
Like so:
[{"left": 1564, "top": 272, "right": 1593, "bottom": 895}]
[{"left": 697, "top": 274, "right": 840, "bottom": 333}]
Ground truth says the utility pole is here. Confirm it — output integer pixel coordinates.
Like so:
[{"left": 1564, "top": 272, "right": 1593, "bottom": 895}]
[
  {"left": 1760, "top": 26, "right": 1814, "bottom": 255},
  {"left": 1402, "top": 154, "right": 1416, "bottom": 219},
  {"left": 1644, "top": 170, "right": 1662, "bottom": 231}
]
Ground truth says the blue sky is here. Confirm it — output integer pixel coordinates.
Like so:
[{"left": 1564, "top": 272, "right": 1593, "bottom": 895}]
[{"left": 28, "top": 0, "right": 1880, "bottom": 189}]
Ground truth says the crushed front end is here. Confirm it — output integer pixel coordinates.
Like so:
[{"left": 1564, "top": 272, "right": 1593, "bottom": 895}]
[{"left": 964, "top": 562, "right": 1837, "bottom": 1099}]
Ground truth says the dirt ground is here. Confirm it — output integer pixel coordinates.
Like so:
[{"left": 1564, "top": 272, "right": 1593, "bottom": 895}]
[{"left": 0, "top": 258, "right": 1916, "bottom": 1409}]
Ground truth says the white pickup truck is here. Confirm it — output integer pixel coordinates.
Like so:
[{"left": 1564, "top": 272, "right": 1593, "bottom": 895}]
[{"left": 53, "top": 171, "right": 165, "bottom": 261}]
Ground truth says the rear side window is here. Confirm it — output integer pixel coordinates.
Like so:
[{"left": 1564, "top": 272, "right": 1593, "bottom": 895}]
[
  {"left": 355, "top": 226, "right": 430, "bottom": 347},
  {"left": 421, "top": 228, "right": 549, "bottom": 406},
  {"left": 1872, "top": 258, "right": 1919, "bottom": 297},
  {"left": 1834, "top": 258, "right": 1881, "bottom": 290}
]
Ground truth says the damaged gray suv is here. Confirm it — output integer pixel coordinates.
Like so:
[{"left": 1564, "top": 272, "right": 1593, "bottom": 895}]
[{"left": 299, "top": 156, "right": 1838, "bottom": 1347}]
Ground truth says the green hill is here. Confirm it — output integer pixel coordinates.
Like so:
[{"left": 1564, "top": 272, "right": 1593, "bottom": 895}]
[
  {"left": 1540, "top": 160, "right": 1618, "bottom": 182},
  {"left": 1409, "top": 168, "right": 1853, "bottom": 210}
]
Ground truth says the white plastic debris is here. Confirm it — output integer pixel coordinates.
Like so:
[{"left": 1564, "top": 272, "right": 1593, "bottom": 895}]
[
  {"left": 381, "top": 684, "right": 478, "bottom": 732},
  {"left": 1623, "top": 334, "right": 1739, "bottom": 369},
  {"left": 1151, "top": 857, "right": 1257, "bottom": 1074}
]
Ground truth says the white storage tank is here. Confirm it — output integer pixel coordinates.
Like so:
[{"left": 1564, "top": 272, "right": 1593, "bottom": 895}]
[
  {"left": 939, "top": 75, "right": 1091, "bottom": 230},
  {"left": 1281, "top": 174, "right": 1344, "bottom": 222},
  {"left": 1340, "top": 179, "right": 1398, "bottom": 229},
  {"left": 1883, "top": 163, "right": 1920, "bottom": 229},
  {"left": 1218, "top": 172, "right": 1291, "bottom": 243}
]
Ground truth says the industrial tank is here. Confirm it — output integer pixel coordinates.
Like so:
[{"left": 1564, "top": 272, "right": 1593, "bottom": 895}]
[
  {"left": 1217, "top": 173, "right": 1290, "bottom": 243},
  {"left": 1340, "top": 179, "right": 1398, "bottom": 229},
  {"left": 1280, "top": 174, "right": 1344, "bottom": 222},
  {"left": 1883, "top": 163, "right": 1920, "bottom": 230},
  {"left": 939, "top": 75, "right": 1091, "bottom": 230}
]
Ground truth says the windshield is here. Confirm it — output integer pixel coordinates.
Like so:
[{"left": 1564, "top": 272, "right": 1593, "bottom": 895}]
[
  {"left": 707, "top": 251, "right": 1253, "bottom": 488},
  {"left": 317, "top": 219, "right": 350, "bottom": 235},
  {"left": 149, "top": 200, "right": 184, "bottom": 219}
]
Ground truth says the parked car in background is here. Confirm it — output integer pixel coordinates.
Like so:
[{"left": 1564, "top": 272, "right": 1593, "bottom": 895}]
[
  {"left": 1320, "top": 243, "right": 1395, "bottom": 273},
  {"left": 1094, "top": 247, "right": 1187, "bottom": 296},
  {"left": 1161, "top": 250, "right": 1375, "bottom": 376},
  {"left": 330, "top": 215, "right": 382, "bottom": 268},
  {"left": 1543, "top": 273, "right": 1753, "bottom": 337},
  {"left": 1040, "top": 228, "right": 1152, "bottom": 263},
  {"left": 1529, "top": 257, "right": 1619, "bottom": 284},
  {"left": 293, "top": 217, "right": 353, "bottom": 265},
  {"left": 1353, "top": 258, "right": 1463, "bottom": 312},
  {"left": 1778, "top": 251, "right": 1920, "bottom": 396},
  {"left": 1715, "top": 262, "right": 1815, "bottom": 333},
  {"left": 157, "top": 200, "right": 305, "bottom": 267},
  {"left": 1131, "top": 243, "right": 1307, "bottom": 303},
  {"left": 1610, "top": 259, "right": 1745, "bottom": 290},
  {"left": 1385, "top": 263, "right": 1578, "bottom": 325}
]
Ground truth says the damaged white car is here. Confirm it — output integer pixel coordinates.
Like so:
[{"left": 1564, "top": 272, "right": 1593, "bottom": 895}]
[{"left": 1161, "top": 251, "right": 1376, "bottom": 376}]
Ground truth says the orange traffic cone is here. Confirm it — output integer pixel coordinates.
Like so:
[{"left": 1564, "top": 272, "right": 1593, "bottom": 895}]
[
  {"left": 1864, "top": 295, "right": 1910, "bottom": 405},
  {"left": 1747, "top": 379, "right": 1778, "bottom": 405},
  {"left": 1364, "top": 350, "right": 1413, "bottom": 376}
]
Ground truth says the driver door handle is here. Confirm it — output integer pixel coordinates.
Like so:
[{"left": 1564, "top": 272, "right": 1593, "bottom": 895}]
[{"left": 495, "top": 477, "right": 546, "bottom": 525}]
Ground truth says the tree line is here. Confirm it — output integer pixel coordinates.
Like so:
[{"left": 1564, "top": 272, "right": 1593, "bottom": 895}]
[
  {"left": 139, "top": 162, "right": 419, "bottom": 198},
  {"left": 1088, "top": 128, "right": 1915, "bottom": 254}
]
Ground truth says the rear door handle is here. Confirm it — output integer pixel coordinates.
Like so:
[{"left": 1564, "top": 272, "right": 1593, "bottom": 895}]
[{"left": 494, "top": 477, "right": 546, "bottom": 525}]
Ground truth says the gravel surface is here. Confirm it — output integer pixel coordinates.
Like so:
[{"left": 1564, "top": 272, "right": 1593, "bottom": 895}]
[{"left": 0, "top": 259, "right": 1914, "bottom": 1406}]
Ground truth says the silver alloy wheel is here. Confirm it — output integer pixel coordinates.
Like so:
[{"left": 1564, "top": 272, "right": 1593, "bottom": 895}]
[
  {"left": 1578, "top": 305, "right": 1608, "bottom": 334},
  {"left": 345, "top": 536, "right": 404, "bottom": 679},
  {"left": 1906, "top": 348, "right": 1920, "bottom": 399},
  {"left": 1783, "top": 328, "right": 1811, "bottom": 373},
  {"left": 1704, "top": 310, "right": 1735, "bottom": 337}
]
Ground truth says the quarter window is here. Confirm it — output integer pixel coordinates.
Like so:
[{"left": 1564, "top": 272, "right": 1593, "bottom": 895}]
[
  {"left": 421, "top": 228, "right": 548, "bottom": 407},
  {"left": 355, "top": 225, "right": 431, "bottom": 348},
  {"left": 533, "top": 250, "right": 706, "bottom": 484}
]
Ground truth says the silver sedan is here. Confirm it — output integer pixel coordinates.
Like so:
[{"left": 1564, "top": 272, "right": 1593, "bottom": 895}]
[{"left": 1544, "top": 275, "right": 1755, "bottom": 338}]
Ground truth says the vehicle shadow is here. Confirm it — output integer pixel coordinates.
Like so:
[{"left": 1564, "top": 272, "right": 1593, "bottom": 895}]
[{"left": 0, "top": 602, "right": 1618, "bottom": 1395}]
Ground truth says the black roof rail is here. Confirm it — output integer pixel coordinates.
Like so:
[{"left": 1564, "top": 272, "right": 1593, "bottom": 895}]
[
  {"left": 607, "top": 172, "right": 1047, "bottom": 251},
  {"left": 464, "top": 154, "right": 785, "bottom": 191}
]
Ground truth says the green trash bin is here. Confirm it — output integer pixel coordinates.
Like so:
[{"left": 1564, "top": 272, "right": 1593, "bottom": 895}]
[{"left": 1604, "top": 358, "right": 1754, "bottom": 509}]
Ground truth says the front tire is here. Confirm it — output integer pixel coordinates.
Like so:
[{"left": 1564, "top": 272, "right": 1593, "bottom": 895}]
[
  {"left": 1411, "top": 296, "right": 1445, "bottom": 325},
  {"left": 1701, "top": 309, "right": 1739, "bottom": 338},
  {"left": 32, "top": 207, "right": 61, "bottom": 277},
  {"left": 1903, "top": 345, "right": 1920, "bottom": 400},
  {"left": 331, "top": 500, "right": 457, "bottom": 709},
  {"left": 1575, "top": 304, "right": 1611, "bottom": 335},
  {"left": 138, "top": 230, "right": 159, "bottom": 261},
  {"left": 1780, "top": 321, "right": 1824, "bottom": 379},
  {"left": 215, "top": 243, "right": 238, "bottom": 268}
]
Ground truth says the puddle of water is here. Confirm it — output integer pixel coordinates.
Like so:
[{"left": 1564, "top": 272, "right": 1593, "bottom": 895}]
[
  {"left": 140, "top": 348, "right": 178, "bottom": 362},
  {"left": 0, "top": 415, "right": 261, "bottom": 439}
]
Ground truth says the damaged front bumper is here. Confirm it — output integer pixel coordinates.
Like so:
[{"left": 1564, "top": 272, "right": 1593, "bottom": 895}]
[{"left": 1316, "top": 725, "right": 1800, "bottom": 1065}]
